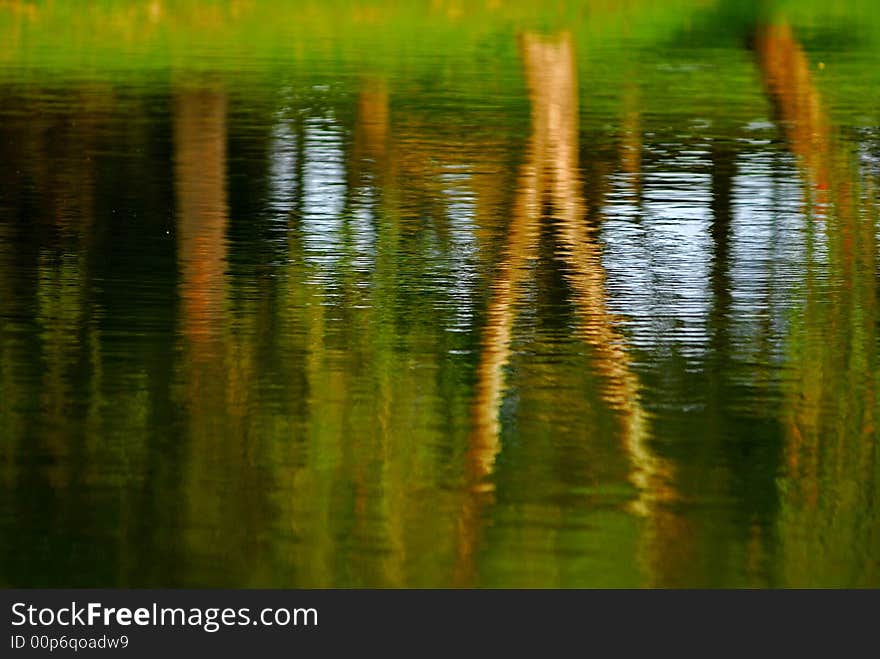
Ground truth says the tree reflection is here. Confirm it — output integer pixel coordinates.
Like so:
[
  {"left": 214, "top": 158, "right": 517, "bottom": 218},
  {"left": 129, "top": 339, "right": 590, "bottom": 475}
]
[
  {"left": 0, "top": 5, "right": 878, "bottom": 588},
  {"left": 458, "top": 31, "right": 677, "bottom": 585},
  {"left": 754, "top": 22, "right": 879, "bottom": 586},
  {"left": 173, "top": 85, "right": 274, "bottom": 584},
  {"left": 174, "top": 87, "right": 229, "bottom": 352}
]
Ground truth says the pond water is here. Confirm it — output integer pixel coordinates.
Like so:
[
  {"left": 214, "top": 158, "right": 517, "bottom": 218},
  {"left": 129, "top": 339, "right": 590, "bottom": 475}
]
[{"left": 0, "top": 1, "right": 878, "bottom": 587}]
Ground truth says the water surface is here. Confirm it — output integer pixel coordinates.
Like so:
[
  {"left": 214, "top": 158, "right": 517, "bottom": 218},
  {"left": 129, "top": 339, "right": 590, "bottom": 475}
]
[{"left": 0, "top": 1, "right": 878, "bottom": 587}]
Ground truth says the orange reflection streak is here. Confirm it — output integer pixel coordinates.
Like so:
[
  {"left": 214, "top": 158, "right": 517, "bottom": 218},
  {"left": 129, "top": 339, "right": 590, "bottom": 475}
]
[
  {"left": 351, "top": 79, "right": 407, "bottom": 587},
  {"left": 620, "top": 84, "right": 642, "bottom": 195},
  {"left": 457, "top": 32, "right": 676, "bottom": 584},
  {"left": 755, "top": 24, "right": 835, "bottom": 213},
  {"left": 174, "top": 87, "right": 276, "bottom": 583},
  {"left": 353, "top": 79, "right": 389, "bottom": 166},
  {"left": 755, "top": 24, "right": 838, "bottom": 506},
  {"left": 349, "top": 78, "right": 394, "bottom": 200},
  {"left": 754, "top": 22, "right": 868, "bottom": 294},
  {"left": 755, "top": 23, "right": 878, "bottom": 584},
  {"left": 174, "top": 87, "right": 229, "bottom": 354}
]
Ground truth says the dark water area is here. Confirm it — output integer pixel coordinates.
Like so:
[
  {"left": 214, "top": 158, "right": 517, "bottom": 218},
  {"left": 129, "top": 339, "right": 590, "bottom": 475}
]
[{"left": 0, "top": 2, "right": 878, "bottom": 587}]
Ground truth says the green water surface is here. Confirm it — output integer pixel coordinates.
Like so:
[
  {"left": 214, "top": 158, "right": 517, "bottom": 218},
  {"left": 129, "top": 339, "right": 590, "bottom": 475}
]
[{"left": 0, "top": 0, "right": 878, "bottom": 587}]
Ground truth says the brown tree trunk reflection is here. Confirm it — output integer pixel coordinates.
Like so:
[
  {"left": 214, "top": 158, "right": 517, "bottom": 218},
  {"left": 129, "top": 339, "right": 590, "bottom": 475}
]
[
  {"left": 350, "top": 78, "right": 408, "bottom": 586},
  {"left": 755, "top": 23, "right": 879, "bottom": 585},
  {"left": 351, "top": 78, "right": 390, "bottom": 178},
  {"left": 755, "top": 24, "right": 833, "bottom": 208},
  {"left": 173, "top": 87, "right": 249, "bottom": 583},
  {"left": 174, "top": 87, "right": 229, "bottom": 355},
  {"left": 456, "top": 32, "right": 676, "bottom": 585}
]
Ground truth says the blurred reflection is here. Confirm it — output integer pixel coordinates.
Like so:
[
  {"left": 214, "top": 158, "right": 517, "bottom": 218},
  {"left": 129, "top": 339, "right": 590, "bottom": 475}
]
[
  {"left": 755, "top": 24, "right": 834, "bottom": 209},
  {"left": 173, "top": 86, "right": 252, "bottom": 583},
  {"left": 174, "top": 87, "right": 229, "bottom": 351},
  {"left": 0, "top": 4, "right": 878, "bottom": 588},
  {"left": 351, "top": 79, "right": 390, "bottom": 181},
  {"left": 620, "top": 84, "right": 642, "bottom": 194},
  {"left": 755, "top": 22, "right": 879, "bottom": 586},
  {"left": 458, "top": 31, "right": 676, "bottom": 584}
]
